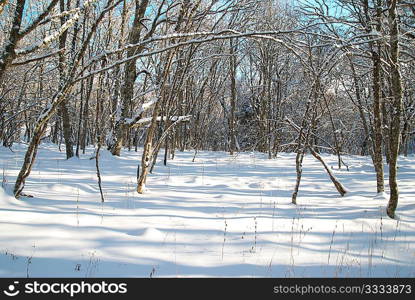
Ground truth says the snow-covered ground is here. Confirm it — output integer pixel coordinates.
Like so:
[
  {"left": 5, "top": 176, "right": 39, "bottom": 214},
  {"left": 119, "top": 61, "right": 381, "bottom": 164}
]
[{"left": 0, "top": 144, "right": 414, "bottom": 277}]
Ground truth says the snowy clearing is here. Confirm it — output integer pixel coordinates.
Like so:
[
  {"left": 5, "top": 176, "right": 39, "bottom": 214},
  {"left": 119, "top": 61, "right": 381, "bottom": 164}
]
[{"left": 0, "top": 144, "right": 414, "bottom": 277}]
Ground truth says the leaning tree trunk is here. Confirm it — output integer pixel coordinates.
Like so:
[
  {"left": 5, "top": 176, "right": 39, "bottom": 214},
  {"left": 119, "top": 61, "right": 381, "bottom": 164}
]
[
  {"left": 290, "top": 73, "right": 320, "bottom": 205},
  {"left": 308, "top": 146, "right": 347, "bottom": 196},
  {"left": 137, "top": 99, "right": 161, "bottom": 194},
  {"left": 321, "top": 91, "right": 342, "bottom": 169},
  {"left": 386, "top": 0, "right": 403, "bottom": 219},
  {"left": 13, "top": 122, "right": 47, "bottom": 197},
  {"left": 13, "top": 0, "right": 117, "bottom": 198},
  {"left": 14, "top": 87, "right": 73, "bottom": 198},
  {"left": 137, "top": 0, "right": 191, "bottom": 193},
  {"left": 0, "top": 0, "right": 25, "bottom": 84},
  {"left": 291, "top": 94, "right": 314, "bottom": 205}
]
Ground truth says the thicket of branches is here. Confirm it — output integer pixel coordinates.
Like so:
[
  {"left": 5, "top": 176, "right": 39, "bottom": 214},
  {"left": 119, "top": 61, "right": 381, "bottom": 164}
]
[{"left": 0, "top": 0, "right": 414, "bottom": 218}]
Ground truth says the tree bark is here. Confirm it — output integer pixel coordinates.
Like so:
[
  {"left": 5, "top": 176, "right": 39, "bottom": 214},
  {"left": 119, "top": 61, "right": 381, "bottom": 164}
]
[
  {"left": 229, "top": 38, "right": 237, "bottom": 155},
  {"left": 308, "top": 146, "right": 347, "bottom": 196},
  {"left": 291, "top": 88, "right": 315, "bottom": 205},
  {"left": 110, "top": 0, "right": 149, "bottom": 156},
  {"left": 81, "top": 77, "right": 93, "bottom": 153},
  {"left": 364, "top": 0, "right": 385, "bottom": 193},
  {"left": 137, "top": 99, "right": 161, "bottom": 193},
  {"left": 0, "top": 0, "right": 25, "bottom": 84},
  {"left": 58, "top": 0, "right": 74, "bottom": 159},
  {"left": 14, "top": 87, "right": 73, "bottom": 198},
  {"left": 13, "top": 0, "right": 117, "bottom": 198},
  {"left": 0, "top": 0, "right": 59, "bottom": 83},
  {"left": 386, "top": 0, "right": 403, "bottom": 219},
  {"left": 346, "top": 54, "right": 371, "bottom": 156}
]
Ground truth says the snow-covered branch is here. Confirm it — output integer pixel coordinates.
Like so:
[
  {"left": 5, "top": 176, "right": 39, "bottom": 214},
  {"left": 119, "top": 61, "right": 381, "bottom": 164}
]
[
  {"left": 16, "top": 0, "right": 101, "bottom": 56},
  {"left": 131, "top": 115, "right": 192, "bottom": 128}
]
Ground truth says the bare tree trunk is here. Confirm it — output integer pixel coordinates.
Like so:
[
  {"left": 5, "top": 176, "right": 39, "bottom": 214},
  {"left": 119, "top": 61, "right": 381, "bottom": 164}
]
[
  {"left": 367, "top": 0, "right": 385, "bottom": 193},
  {"left": 0, "top": 0, "right": 59, "bottom": 83},
  {"left": 76, "top": 9, "right": 87, "bottom": 157},
  {"left": 321, "top": 90, "right": 342, "bottom": 169},
  {"left": 372, "top": 55, "right": 385, "bottom": 193},
  {"left": 346, "top": 55, "right": 371, "bottom": 156},
  {"left": 13, "top": 124, "right": 47, "bottom": 197},
  {"left": 309, "top": 146, "right": 347, "bottom": 196},
  {"left": 150, "top": 116, "right": 191, "bottom": 173},
  {"left": 95, "top": 142, "right": 104, "bottom": 202},
  {"left": 401, "top": 120, "right": 409, "bottom": 157},
  {"left": 229, "top": 38, "right": 237, "bottom": 155},
  {"left": 57, "top": 0, "right": 74, "bottom": 159},
  {"left": 0, "top": 0, "right": 25, "bottom": 83},
  {"left": 137, "top": 0, "right": 194, "bottom": 193},
  {"left": 292, "top": 149, "right": 305, "bottom": 205},
  {"left": 75, "top": 79, "right": 85, "bottom": 157},
  {"left": 13, "top": 0, "right": 117, "bottom": 198},
  {"left": 110, "top": 0, "right": 149, "bottom": 156},
  {"left": 137, "top": 99, "right": 161, "bottom": 193},
  {"left": 386, "top": 0, "right": 403, "bottom": 219},
  {"left": 291, "top": 88, "right": 315, "bottom": 204},
  {"left": 58, "top": 103, "right": 74, "bottom": 159},
  {"left": 81, "top": 76, "right": 93, "bottom": 153},
  {"left": 95, "top": 81, "right": 105, "bottom": 203},
  {"left": 14, "top": 87, "right": 73, "bottom": 198}
]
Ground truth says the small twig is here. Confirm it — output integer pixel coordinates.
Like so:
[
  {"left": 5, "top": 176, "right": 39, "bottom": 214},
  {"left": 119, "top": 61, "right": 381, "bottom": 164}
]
[
  {"left": 76, "top": 187, "right": 80, "bottom": 226},
  {"left": 95, "top": 144, "right": 105, "bottom": 203},
  {"left": 221, "top": 219, "right": 227, "bottom": 260},
  {"left": 328, "top": 223, "right": 337, "bottom": 265}
]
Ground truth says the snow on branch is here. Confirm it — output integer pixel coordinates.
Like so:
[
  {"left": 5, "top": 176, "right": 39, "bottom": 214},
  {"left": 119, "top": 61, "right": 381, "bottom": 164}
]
[
  {"left": 12, "top": 48, "right": 64, "bottom": 66},
  {"left": 169, "top": 115, "right": 192, "bottom": 122},
  {"left": 132, "top": 115, "right": 192, "bottom": 128},
  {"left": 74, "top": 29, "right": 302, "bottom": 83},
  {"left": 136, "top": 97, "right": 158, "bottom": 116},
  {"left": 17, "top": 0, "right": 60, "bottom": 38},
  {"left": 122, "top": 88, "right": 159, "bottom": 126},
  {"left": 16, "top": 0, "right": 100, "bottom": 56},
  {"left": 150, "top": 115, "right": 193, "bottom": 163}
]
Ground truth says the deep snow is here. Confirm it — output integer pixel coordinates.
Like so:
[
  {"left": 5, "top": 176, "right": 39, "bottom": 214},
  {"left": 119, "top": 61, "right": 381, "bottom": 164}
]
[{"left": 0, "top": 144, "right": 414, "bottom": 277}]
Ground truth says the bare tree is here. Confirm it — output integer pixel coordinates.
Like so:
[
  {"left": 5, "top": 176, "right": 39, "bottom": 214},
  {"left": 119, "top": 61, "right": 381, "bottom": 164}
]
[
  {"left": 13, "top": 0, "right": 122, "bottom": 198},
  {"left": 386, "top": 0, "right": 404, "bottom": 218}
]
